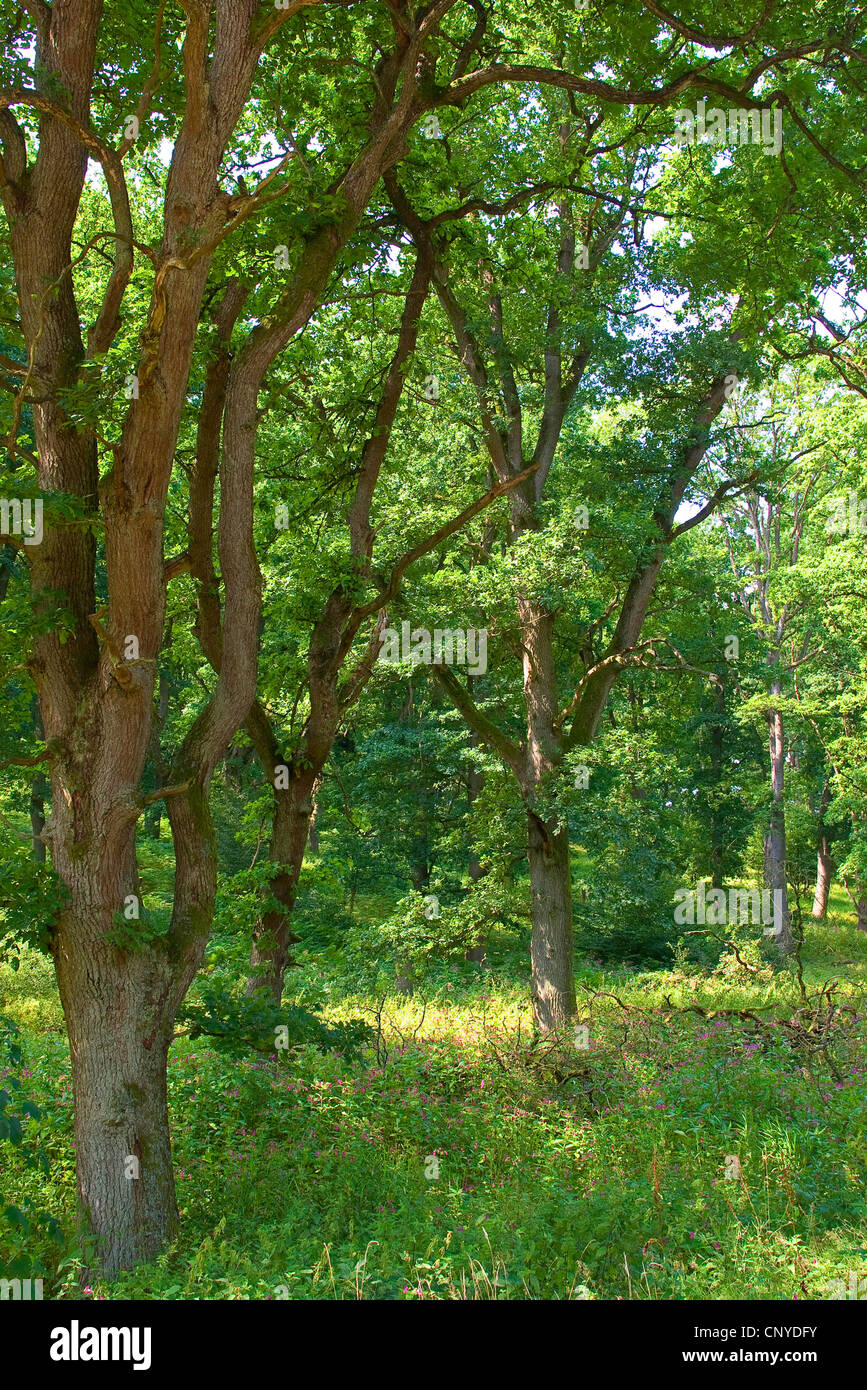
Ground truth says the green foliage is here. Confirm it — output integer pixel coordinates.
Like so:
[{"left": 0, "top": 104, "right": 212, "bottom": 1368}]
[
  {"left": 344, "top": 878, "right": 517, "bottom": 993},
  {"left": 4, "top": 0, "right": 867, "bottom": 1305},
  {"left": 4, "top": 928, "right": 867, "bottom": 1300},
  {"left": 0, "top": 1014, "right": 65, "bottom": 1273},
  {"left": 574, "top": 837, "right": 680, "bottom": 966},
  {"left": 0, "top": 847, "right": 68, "bottom": 962},
  {"left": 178, "top": 978, "right": 372, "bottom": 1061}
]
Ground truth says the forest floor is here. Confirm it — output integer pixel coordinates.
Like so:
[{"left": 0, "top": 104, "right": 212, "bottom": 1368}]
[{"left": 2, "top": 891, "right": 866, "bottom": 1300}]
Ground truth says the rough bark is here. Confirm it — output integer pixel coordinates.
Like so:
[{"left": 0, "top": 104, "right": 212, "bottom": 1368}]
[
  {"left": 527, "top": 814, "right": 576, "bottom": 1028},
  {"left": 518, "top": 597, "right": 577, "bottom": 1029}
]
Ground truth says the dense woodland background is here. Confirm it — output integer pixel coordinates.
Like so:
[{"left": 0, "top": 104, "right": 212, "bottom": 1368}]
[{"left": 2, "top": 0, "right": 867, "bottom": 1300}]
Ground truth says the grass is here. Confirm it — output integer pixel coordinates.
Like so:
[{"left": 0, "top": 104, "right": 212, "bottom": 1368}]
[{"left": 1, "top": 907, "right": 866, "bottom": 1300}]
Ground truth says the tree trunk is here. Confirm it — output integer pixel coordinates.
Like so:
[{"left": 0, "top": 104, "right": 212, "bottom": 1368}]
[
  {"left": 811, "top": 781, "right": 833, "bottom": 919},
  {"left": 517, "top": 597, "right": 577, "bottom": 1030},
  {"left": 709, "top": 677, "right": 725, "bottom": 890},
  {"left": 29, "top": 773, "right": 47, "bottom": 864},
  {"left": 763, "top": 831, "right": 773, "bottom": 889},
  {"left": 308, "top": 791, "right": 321, "bottom": 854},
  {"left": 812, "top": 838, "right": 833, "bottom": 919},
  {"left": 464, "top": 748, "right": 488, "bottom": 963},
  {"left": 49, "top": 788, "right": 213, "bottom": 1279},
  {"left": 527, "top": 812, "right": 576, "bottom": 1030},
  {"left": 28, "top": 699, "right": 48, "bottom": 862},
  {"left": 55, "top": 936, "right": 178, "bottom": 1273},
  {"left": 395, "top": 966, "right": 415, "bottom": 995},
  {"left": 767, "top": 695, "right": 793, "bottom": 952},
  {"left": 246, "top": 777, "right": 310, "bottom": 1001}
]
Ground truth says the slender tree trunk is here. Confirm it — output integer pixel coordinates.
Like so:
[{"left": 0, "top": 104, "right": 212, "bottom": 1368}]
[
  {"left": 812, "top": 838, "right": 833, "bottom": 919},
  {"left": 414, "top": 191, "right": 736, "bottom": 1033},
  {"left": 710, "top": 823, "right": 724, "bottom": 890},
  {"left": 763, "top": 832, "right": 773, "bottom": 889},
  {"left": 461, "top": 767, "right": 489, "bottom": 961},
  {"left": 767, "top": 691, "right": 793, "bottom": 952},
  {"left": 238, "top": 255, "right": 431, "bottom": 1005},
  {"left": 465, "top": 752, "right": 488, "bottom": 963},
  {"left": 811, "top": 782, "right": 833, "bottom": 919},
  {"left": 246, "top": 776, "right": 311, "bottom": 1001},
  {"left": 29, "top": 777, "right": 47, "bottom": 864},
  {"left": 308, "top": 788, "right": 321, "bottom": 854},
  {"left": 709, "top": 676, "right": 725, "bottom": 890}
]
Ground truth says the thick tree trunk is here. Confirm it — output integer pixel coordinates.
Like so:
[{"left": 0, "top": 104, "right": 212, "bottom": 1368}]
[
  {"left": 518, "top": 599, "right": 577, "bottom": 1030},
  {"left": 527, "top": 813, "right": 576, "bottom": 1030},
  {"left": 54, "top": 934, "right": 178, "bottom": 1273},
  {"left": 49, "top": 790, "right": 212, "bottom": 1278}
]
